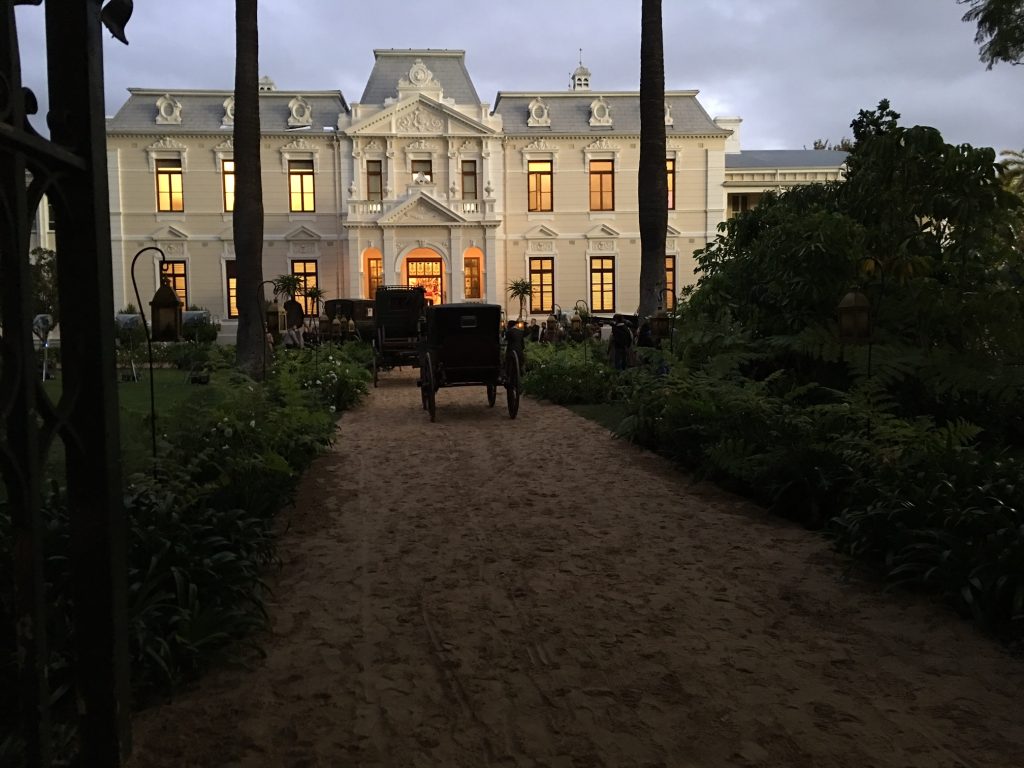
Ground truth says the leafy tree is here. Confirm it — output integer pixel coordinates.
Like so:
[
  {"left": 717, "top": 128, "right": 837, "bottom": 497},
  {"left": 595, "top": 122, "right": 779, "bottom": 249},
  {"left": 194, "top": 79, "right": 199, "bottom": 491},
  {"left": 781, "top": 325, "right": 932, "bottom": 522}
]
[
  {"left": 637, "top": 0, "right": 668, "bottom": 318},
  {"left": 28, "top": 247, "right": 59, "bottom": 323},
  {"left": 958, "top": 0, "right": 1024, "bottom": 68},
  {"left": 811, "top": 138, "right": 854, "bottom": 152},
  {"left": 233, "top": 0, "right": 267, "bottom": 379},
  {"left": 507, "top": 279, "right": 532, "bottom": 319}
]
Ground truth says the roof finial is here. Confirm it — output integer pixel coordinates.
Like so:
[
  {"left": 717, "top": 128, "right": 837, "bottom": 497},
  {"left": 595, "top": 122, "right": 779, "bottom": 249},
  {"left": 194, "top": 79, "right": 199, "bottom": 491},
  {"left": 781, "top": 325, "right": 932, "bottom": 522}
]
[
  {"left": 571, "top": 52, "right": 591, "bottom": 91},
  {"left": 579, "top": 48, "right": 583, "bottom": 67}
]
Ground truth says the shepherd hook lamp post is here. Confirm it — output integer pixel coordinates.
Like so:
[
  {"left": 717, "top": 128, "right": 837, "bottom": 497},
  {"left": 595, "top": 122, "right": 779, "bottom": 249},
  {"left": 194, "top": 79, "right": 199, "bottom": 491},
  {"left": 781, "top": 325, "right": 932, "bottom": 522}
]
[{"left": 130, "top": 245, "right": 178, "bottom": 463}]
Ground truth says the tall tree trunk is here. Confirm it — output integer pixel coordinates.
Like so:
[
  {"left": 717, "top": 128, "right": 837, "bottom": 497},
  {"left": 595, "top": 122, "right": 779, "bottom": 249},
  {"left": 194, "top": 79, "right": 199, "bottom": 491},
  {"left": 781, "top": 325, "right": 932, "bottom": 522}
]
[
  {"left": 233, "top": 0, "right": 266, "bottom": 378},
  {"left": 638, "top": 0, "right": 667, "bottom": 319}
]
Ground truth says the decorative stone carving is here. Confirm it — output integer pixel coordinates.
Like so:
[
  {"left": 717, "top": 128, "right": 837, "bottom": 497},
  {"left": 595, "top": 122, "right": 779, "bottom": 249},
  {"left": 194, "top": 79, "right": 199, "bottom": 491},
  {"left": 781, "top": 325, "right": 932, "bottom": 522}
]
[
  {"left": 222, "top": 96, "right": 235, "bottom": 127},
  {"left": 146, "top": 136, "right": 188, "bottom": 171},
  {"left": 155, "top": 94, "right": 182, "bottom": 125},
  {"left": 523, "top": 138, "right": 555, "bottom": 151},
  {"left": 592, "top": 239, "right": 614, "bottom": 251},
  {"left": 459, "top": 139, "right": 475, "bottom": 153},
  {"left": 527, "top": 97, "right": 551, "bottom": 127},
  {"left": 407, "top": 138, "right": 433, "bottom": 151},
  {"left": 664, "top": 102, "right": 674, "bottom": 127},
  {"left": 589, "top": 96, "right": 612, "bottom": 127},
  {"left": 288, "top": 96, "right": 312, "bottom": 127},
  {"left": 401, "top": 60, "right": 438, "bottom": 89},
  {"left": 365, "top": 139, "right": 383, "bottom": 153},
  {"left": 585, "top": 137, "right": 620, "bottom": 152},
  {"left": 281, "top": 137, "right": 313, "bottom": 152},
  {"left": 528, "top": 240, "right": 554, "bottom": 253},
  {"left": 398, "top": 107, "right": 443, "bottom": 133}
]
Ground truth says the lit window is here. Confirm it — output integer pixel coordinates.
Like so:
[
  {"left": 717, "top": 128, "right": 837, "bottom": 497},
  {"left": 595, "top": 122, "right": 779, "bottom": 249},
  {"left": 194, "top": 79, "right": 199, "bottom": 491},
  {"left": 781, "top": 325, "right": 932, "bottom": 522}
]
[
  {"left": 590, "top": 256, "right": 614, "bottom": 312},
  {"left": 528, "top": 257, "right": 554, "bottom": 313},
  {"left": 160, "top": 260, "right": 188, "bottom": 307},
  {"left": 528, "top": 160, "right": 553, "bottom": 212},
  {"left": 462, "top": 160, "right": 477, "bottom": 200},
  {"left": 155, "top": 159, "right": 184, "bottom": 212},
  {"left": 225, "top": 260, "right": 238, "bottom": 318},
  {"left": 291, "top": 260, "right": 318, "bottom": 315},
  {"left": 411, "top": 159, "right": 432, "bottom": 183},
  {"left": 464, "top": 256, "right": 482, "bottom": 299},
  {"left": 367, "top": 256, "right": 383, "bottom": 298},
  {"left": 222, "top": 159, "right": 235, "bottom": 212},
  {"left": 367, "top": 160, "right": 383, "bottom": 201},
  {"left": 664, "top": 256, "right": 676, "bottom": 310},
  {"left": 666, "top": 158, "right": 675, "bottom": 210},
  {"left": 589, "top": 159, "right": 614, "bottom": 211},
  {"left": 288, "top": 160, "right": 315, "bottom": 212}
]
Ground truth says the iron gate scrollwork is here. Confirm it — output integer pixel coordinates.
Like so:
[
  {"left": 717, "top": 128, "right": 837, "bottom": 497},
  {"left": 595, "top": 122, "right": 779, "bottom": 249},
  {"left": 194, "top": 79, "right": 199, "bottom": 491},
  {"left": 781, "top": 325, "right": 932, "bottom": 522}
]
[{"left": 1, "top": 1, "right": 129, "bottom": 765}]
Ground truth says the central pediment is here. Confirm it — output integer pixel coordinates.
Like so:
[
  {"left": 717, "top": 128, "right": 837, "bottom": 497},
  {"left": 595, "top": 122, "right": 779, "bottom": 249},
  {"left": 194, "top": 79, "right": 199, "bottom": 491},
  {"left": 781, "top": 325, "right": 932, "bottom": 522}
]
[
  {"left": 347, "top": 93, "right": 496, "bottom": 138},
  {"left": 378, "top": 192, "right": 467, "bottom": 226}
]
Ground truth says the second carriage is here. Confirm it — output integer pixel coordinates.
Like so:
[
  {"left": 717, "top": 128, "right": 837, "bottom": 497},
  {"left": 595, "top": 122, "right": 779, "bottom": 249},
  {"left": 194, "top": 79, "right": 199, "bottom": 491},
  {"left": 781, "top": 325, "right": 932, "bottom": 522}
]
[
  {"left": 372, "top": 285, "right": 427, "bottom": 386},
  {"left": 417, "top": 302, "right": 521, "bottom": 422}
]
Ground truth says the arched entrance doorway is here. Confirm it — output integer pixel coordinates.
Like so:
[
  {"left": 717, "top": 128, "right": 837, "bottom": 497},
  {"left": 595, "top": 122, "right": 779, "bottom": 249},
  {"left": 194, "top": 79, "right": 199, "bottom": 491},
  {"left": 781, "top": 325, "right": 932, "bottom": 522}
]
[{"left": 403, "top": 247, "right": 445, "bottom": 305}]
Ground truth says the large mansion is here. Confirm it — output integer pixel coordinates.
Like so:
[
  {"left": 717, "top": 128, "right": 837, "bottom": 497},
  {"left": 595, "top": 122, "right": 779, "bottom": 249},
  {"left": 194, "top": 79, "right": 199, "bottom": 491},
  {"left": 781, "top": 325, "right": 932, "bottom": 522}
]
[{"left": 69, "top": 49, "right": 846, "bottom": 329}]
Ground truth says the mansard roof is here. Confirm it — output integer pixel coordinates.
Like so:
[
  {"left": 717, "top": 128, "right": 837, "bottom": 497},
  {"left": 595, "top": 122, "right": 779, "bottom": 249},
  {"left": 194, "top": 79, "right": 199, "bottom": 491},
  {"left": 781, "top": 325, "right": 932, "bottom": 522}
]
[
  {"left": 493, "top": 91, "right": 729, "bottom": 136},
  {"left": 726, "top": 149, "right": 849, "bottom": 169},
  {"left": 359, "top": 49, "right": 481, "bottom": 106},
  {"left": 106, "top": 88, "right": 349, "bottom": 134}
]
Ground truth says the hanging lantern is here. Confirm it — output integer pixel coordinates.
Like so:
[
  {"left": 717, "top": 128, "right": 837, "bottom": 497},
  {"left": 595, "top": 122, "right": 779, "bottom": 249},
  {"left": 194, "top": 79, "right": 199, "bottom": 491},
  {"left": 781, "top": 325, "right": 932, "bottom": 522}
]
[
  {"left": 149, "top": 283, "right": 182, "bottom": 342},
  {"left": 837, "top": 287, "right": 871, "bottom": 344}
]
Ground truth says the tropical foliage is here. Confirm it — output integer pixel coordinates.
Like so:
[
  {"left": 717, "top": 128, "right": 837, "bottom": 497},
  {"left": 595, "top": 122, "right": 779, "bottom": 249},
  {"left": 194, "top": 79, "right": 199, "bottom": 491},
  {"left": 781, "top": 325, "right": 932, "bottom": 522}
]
[
  {"left": 531, "top": 102, "right": 1024, "bottom": 640},
  {"left": 0, "top": 342, "right": 371, "bottom": 764},
  {"left": 959, "top": 0, "right": 1024, "bottom": 68}
]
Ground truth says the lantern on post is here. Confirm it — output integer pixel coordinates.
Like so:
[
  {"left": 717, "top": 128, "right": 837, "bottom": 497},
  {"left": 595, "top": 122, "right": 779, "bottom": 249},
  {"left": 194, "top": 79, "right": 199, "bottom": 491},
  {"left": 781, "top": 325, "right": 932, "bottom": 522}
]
[
  {"left": 837, "top": 287, "right": 871, "bottom": 344},
  {"left": 149, "top": 281, "right": 182, "bottom": 342}
]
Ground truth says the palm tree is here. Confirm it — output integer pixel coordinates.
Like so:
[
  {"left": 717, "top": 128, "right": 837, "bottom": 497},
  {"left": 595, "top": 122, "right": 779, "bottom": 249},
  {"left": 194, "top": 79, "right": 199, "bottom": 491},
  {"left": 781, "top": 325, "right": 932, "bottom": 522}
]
[
  {"left": 999, "top": 149, "right": 1024, "bottom": 195},
  {"left": 233, "top": 0, "right": 267, "bottom": 378},
  {"left": 959, "top": 0, "right": 1024, "bottom": 68},
  {"left": 637, "top": 0, "right": 667, "bottom": 319},
  {"left": 507, "top": 279, "right": 532, "bottom": 319}
]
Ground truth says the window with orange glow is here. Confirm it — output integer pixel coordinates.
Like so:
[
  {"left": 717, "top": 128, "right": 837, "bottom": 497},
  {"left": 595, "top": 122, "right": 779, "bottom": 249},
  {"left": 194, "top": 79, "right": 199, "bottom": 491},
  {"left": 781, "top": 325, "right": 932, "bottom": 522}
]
[
  {"left": 590, "top": 257, "right": 614, "bottom": 312},
  {"left": 160, "top": 260, "right": 188, "bottom": 306},
  {"left": 528, "top": 160, "right": 553, "bottom": 212},
  {"left": 222, "top": 159, "right": 235, "bottom": 212},
  {"left": 589, "top": 160, "right": 614, "bottom": 211},
  {"left": 288, "top": 160, "right": 315, "bottom": 212},
  {"left": 155, "top": 159, "right": 184, "bottom": 212}
]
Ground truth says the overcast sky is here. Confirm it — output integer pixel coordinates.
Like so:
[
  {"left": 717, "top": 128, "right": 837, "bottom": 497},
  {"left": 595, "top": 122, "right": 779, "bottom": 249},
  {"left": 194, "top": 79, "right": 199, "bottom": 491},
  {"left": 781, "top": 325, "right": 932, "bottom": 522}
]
[{"left": 14, "top": 0, "right": 1023, "bottom": 153}]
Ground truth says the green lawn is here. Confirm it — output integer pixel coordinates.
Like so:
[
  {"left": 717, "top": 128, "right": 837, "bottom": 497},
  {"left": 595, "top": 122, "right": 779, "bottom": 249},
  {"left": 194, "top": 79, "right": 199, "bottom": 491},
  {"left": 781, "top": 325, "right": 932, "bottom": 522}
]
[{"left": 40, "top": 368, "right": 211, "bottom": 477}]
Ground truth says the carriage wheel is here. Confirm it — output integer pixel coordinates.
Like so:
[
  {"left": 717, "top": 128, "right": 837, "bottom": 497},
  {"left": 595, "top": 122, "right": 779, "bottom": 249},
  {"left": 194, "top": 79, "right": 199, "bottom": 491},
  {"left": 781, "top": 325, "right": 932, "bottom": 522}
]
[
  {"left": 505, "top": 352, "right": 521, "bottom": 419},
  {"left": 486, "top": 384, "right": 497, "bottom": 407},
  {"left": 422, "top": 352, "right": 437, "bottom": 422}
]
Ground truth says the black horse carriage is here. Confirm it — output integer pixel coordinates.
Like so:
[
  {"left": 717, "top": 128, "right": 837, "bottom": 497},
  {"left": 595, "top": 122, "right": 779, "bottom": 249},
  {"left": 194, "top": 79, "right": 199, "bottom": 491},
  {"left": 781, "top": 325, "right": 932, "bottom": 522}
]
[
  {"left": 373, "top": 285, "right": 427, "bottom": 386},
  {"left": 417, "top": 303, "right": 521, "bottom": 422},
  {"left": 322, "top": 298, "right": 374, "bottom": 343}
]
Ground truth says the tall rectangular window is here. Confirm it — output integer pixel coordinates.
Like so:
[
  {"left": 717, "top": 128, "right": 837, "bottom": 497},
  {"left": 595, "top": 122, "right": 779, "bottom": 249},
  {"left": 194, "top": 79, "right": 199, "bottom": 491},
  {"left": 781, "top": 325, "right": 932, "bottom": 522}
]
[
  {"left": 225, "top": 260, "right": 238, "bottom": 318},
  {"left": 528, "top": 160, "right": 553, "bottom": 212},
  {"left": 288, "top": 160, "right": 315, "bottom": 212},
  {"left": 46, "top": 200, "right": 57, "bottom": 231},
  {"left": 664, "top": 256, "right": 676, "bottom": 310},
  {"left": 464, "top": 257, "right": 482, "bottom": 299},
  {"left": 411, "top": 159, "right": 432, "bottom": 183},
  {"left": 367, "top": 160, "right": 383, "bottom": 201},
  {"left": 589, "top": 159, "right": 614, "bottom": 211},
  {"left": 155, "top": 158, "right": 184, "bottom": 212},
  {"left": 528, "top": 257, "right": 554, "bottom": 314},
  {"left": 666, "top": 158, "right": 675, "bottom": 210},
  {"left": 462, "top": 160, "right": 477, "bottom": 200},
  {"left": 590, "top": 256, "right": 615, "bottom": 312},
  {"left": 222, "top": 159, "right": 235, "bottom": 212},
  {"left": 367, "top": 256, "right": 383, "bottom": 298},
  {"left": 729, "top": 194, "right": 750, "bottom": 218},
  {"left": 160, "top": 260, "right": 188, "bottom": 307},
  {"left": 291, "top": 260, "right": 318, "bottom": 316}
]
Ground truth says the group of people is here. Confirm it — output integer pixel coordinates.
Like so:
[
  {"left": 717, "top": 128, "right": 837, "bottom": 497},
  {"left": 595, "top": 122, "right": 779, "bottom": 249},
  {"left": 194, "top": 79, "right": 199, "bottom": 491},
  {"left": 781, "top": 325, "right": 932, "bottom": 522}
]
[
  {"left": 278, "top": 297, "right": 361, "bottom": 349},
  {"left": 505, "top": 311, "right": 658, "bottom": 371}
]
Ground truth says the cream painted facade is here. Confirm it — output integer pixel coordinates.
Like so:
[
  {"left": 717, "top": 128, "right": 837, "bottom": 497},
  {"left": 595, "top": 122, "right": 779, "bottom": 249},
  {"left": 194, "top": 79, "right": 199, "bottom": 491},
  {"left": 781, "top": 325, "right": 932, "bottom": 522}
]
[{"left": 103, "top": 50, "right": 846, "bottom": 333}]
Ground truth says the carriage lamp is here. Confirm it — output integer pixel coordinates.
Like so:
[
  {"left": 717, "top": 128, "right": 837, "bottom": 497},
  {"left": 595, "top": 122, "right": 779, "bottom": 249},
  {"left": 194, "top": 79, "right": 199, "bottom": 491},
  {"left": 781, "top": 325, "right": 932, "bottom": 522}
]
[
  {"left": 837, "top": 287, "right": 871, "bottom": 344},
  {"left": 649, "top": 308, "right": 671, "bottom": 343},
  {"left": 149, "top": 282, "right": 182, "bottom": 342}
]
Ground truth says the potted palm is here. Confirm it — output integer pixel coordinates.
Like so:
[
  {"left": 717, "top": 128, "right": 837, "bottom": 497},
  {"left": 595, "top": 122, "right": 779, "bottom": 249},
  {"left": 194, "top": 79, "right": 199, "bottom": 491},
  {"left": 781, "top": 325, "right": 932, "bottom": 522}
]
[{"left": 507, "top": 278, "right": 532, "bottom": 320}]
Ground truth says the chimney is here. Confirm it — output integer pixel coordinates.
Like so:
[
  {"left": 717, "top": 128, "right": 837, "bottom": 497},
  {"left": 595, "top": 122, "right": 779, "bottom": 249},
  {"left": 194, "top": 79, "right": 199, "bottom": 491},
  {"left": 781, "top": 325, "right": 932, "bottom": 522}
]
[{"left": 714, "top": 116, "right": 742, "bottom": 154}]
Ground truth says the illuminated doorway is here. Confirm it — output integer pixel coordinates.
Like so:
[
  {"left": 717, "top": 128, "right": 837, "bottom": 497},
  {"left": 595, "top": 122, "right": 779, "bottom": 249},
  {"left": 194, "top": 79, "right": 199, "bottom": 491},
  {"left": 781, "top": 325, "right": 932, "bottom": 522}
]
[{"left": 404, "top": 248, "right": 445, "bottom": 305}]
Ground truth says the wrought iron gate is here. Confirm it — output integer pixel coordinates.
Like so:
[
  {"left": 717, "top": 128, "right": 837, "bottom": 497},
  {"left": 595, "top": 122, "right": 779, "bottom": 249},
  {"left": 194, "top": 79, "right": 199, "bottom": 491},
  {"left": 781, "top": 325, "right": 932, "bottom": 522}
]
[{"left": 1, "top": 1, "right": 129, "bottom": 765}]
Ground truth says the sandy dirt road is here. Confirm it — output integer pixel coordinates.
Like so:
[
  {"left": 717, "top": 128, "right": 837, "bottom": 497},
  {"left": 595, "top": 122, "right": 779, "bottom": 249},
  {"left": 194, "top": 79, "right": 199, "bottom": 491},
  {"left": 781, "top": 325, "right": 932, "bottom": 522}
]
[{"left": 129, "top": 370, "right": 1023, "bottom": 768}]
